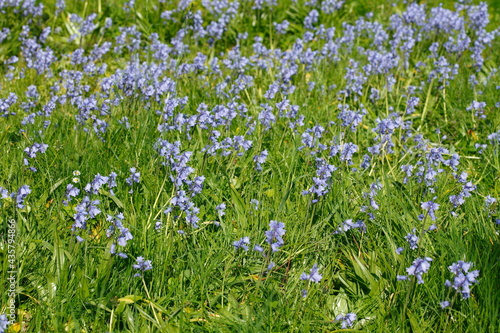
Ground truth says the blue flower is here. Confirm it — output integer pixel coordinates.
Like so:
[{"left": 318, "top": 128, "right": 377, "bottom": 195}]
[
  {"left": 215, "top": 203, "right": 226, "bottom": 216},
  {"left": 445, "top": 260, "right": 479, "bottom": 299},
  {"left": 265, "top": 221, "right": 286, "bottom": 252},
  {"left": 406, "top": 257, "right": 432, "bottom": 284},
  {"left": 335, "top": 313, "right": 357, "bottom": 329},
  {"left": 440, "top": 301, "right": 450, "bottom": 309},
  {"left": 0, "top": 314, "right": 10, "bottom": 333},
  {"left": 133, "top": 257, "right": 153, "bottom": 277},
  {"left": 405, "top": 230, "right": 419, "bottom": 250},
  {"left": 233, "top": 237, "right": 250, "bottom": 251},
  {"left": 300, "top": 264, "right": 322, "bottom": 283}
]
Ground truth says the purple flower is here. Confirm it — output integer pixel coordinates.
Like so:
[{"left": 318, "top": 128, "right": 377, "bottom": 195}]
[
  {"left": 23, "top": 142, "right": 48, "bottom": 171},
  {"left": 0, "top": 187, "right": 9, "bottom": 199},
  {"left": 445, "top": 260, "right": 479, "bottom": 299},
  {"left": 421, "top": 201, "right": 440, "bottom": 221},
  {"left": 0, "top": 313, "right": 10, "bottom": 332},
  {"left": 215, "top": 203, "right": 226, "bottom": 216},
  {"left": 467, "top": 101, "right": 487, "bottom": 119},
  {"left": 405, "top": 230, "right": 419, "bottom": 250},
  {"left": 133, "top": 257, "right": 153, "bottom": 277},
  {"left": 250, "top": 199, "right": 259, "bottom": 210},
  {"left": 406, "top": 257, "right": 432, "bottom": 284},
  {"left": 484, "top": 195, "right": 497, "bottom": 208},
  {"left": 274, "top": 20, "right": 289, "bottom": 34},
  {"left": 265, "top": 221, "right": 286, "bottom": 252},
  {"left": 106, "top": 213, "right": 133, "bottom": 250},
  {"left": 334, "top": 219, "right": 366, "bottom": 234},
  {"left": 64, "top": 184, "right": 80, "bottom": 205},
  {"left": 304, "top": 9, "right": 319, "bottom": 30},
  {"left": 15, "top": 185, "right": 31, "bottom": 209},
  {"left": 258, "top": 104, "right": 276, "bottom": 130},
  {"left": 335, "top": 313, "right": 357, "bottom": 329},
  {"left": 254, "top": 150, "right": 268, "bottom": 171},
  {"left": 233, "top": 237, "right": 250, "bottom": 251},
  {"left": 440, "top": 301, "right": 450, "bottom": 309},
  {"left": 300, "top": 263, "right": 322, "bottom": 283},
  {"left": 125, "top": 167, "right": 141, "bottom": 186},
  {"left": 253, "top": 244, "right": 264, "bottom": 253}
]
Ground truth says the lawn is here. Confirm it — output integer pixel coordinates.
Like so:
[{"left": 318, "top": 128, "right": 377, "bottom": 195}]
[{"left": 0, "top": 0, "right": 499, "bottom": 331}]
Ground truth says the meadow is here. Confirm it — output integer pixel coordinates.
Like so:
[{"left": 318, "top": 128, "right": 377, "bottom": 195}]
[{"left": 0, "top": 0, "right": 500, "bottom": 331}]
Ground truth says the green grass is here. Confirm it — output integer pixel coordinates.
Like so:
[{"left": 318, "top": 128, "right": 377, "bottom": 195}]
[{"left": 1, "top": 0, "right": 500, "bottom": 331}]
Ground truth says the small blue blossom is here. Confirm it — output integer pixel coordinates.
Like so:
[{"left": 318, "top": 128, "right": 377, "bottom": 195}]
[
  {"left": 440, "top": 301, "right": 450, "bottom": 309},
  {"left": 0, "top": 314, "right": 10, "bottom": 333},
  {"left": 233, "top": 237, "right": 250, "bottom": 251},
  {"left": 265, "top": 221, "right": 286, "bottom": 252},
  {"left": 215, "top": 203, "right": 226, "bottom": 216},
  {"left": 421, "top": 200, "right": 440, "bottom": 221},
  {"left": 133, "top": 257, "right": 153, "bottom": 277},
  {"left": 335, "top": 313, "right": 357, "bottom": 329},
  {"left": 406, "top": 257, "right": 432, "bottom": 284},
  {"left": 445, "top": 260, "right": 480, "bottom": 299},
  {"left": 300, "top": 263, "right": 322, "bottom": 283},
  {"left": 405, "top": 230, "right": 419, "bottom": 250},
  {"left": 125, "top": 167, "right": 141, "bottom": 187},
  {"left": 250, "top": 199, "right": 259, "bottom": 210}
]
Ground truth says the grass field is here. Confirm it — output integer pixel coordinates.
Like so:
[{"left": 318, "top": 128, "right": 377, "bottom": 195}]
[{"left": 0, "top": 0, "right": 500, "bottom": 331}]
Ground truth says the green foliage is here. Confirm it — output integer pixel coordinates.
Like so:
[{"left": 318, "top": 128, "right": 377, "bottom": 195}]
[{"left": 1, "top": 0, "right": 500, "bottom": 332}]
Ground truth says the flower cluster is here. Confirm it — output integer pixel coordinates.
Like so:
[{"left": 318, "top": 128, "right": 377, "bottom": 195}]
[
  {"left": 398, "top": 257, "right": 433, "bottom": 284},
  {"left": 444, "top": 260, "right": 480, "bottom": 299}
]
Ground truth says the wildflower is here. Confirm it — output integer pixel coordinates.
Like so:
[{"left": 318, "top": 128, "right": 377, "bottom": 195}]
[
  {"left": 0, "top": 188, "right": 9, "bottom": 199},
  {"left": 300, "top": 263, "right": 322, "bottom": 283},
  {"left": 215, "top": 203, "right": 226, "bottom": 216},
  {"left": 253, "top": 244, "right": 264, "bottom": 253},
  {"left": 106, "top": 213, "right": 133, "bottom": 248},
  {"left": 125, "top": 167, "right": 141, "bottom": 186},
  {"left": 406, "top": 257, "right": 432, "bottom": 284},
  {"left": 303, "top": 158, "right": 337, "bottom": 202},
  {"left": 0, "top": 314, "right": 9, "bottom": 333},
  {"left": 335, "top": 313, "right": 357, "bottom": 329},
  {"left": 421, "top": 201, "right": 440, "bottom": 220},
  {"left": 445, "top": 260, "right": 480, "bottom": 299},
  {"left": 484, "top": 195, "right": 497, "bottom": 208},
  {"left": 405, "top": 230, "right": 419, "bottom": 250},
  {"left": 15, "top": 185, "right": 31, "bottom": 209},
  {"left": 274, "top": 20, "right": 289, "bottom": 34},
  {"left": 64, "top": 184, "right": 80, "bottom": 205},
  {"left": 426, "top": 224, "right": 437, "bottom": 232},
  {"left": 23, "top": 142, "right": 48, "bottom": 171},
  {"left": 467, "top": 101, "right": 487, "bottom": 119},
  {"left": 334, "top": 219, "right": 366, "bottom": 234},
  {"left": 440, "top": 301, "right": 450, "bottom": 309},
  {"left": 250, "top": 199, "right": 259, "bottom": 210},
  {"left": 233, "top": 237, "right": 250, "bottom": 251},
  {"left": 265, "top": 221, "right": 286, "bottom": 252},
  {"left": 254, "top": 150, "right": 268, "bottom": 171},
  {"left": 258, "top": 104, "right": 276, "bottom": 130},
  {"left": 133, "top": 257, "right": 153, "bottom": 277}
]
